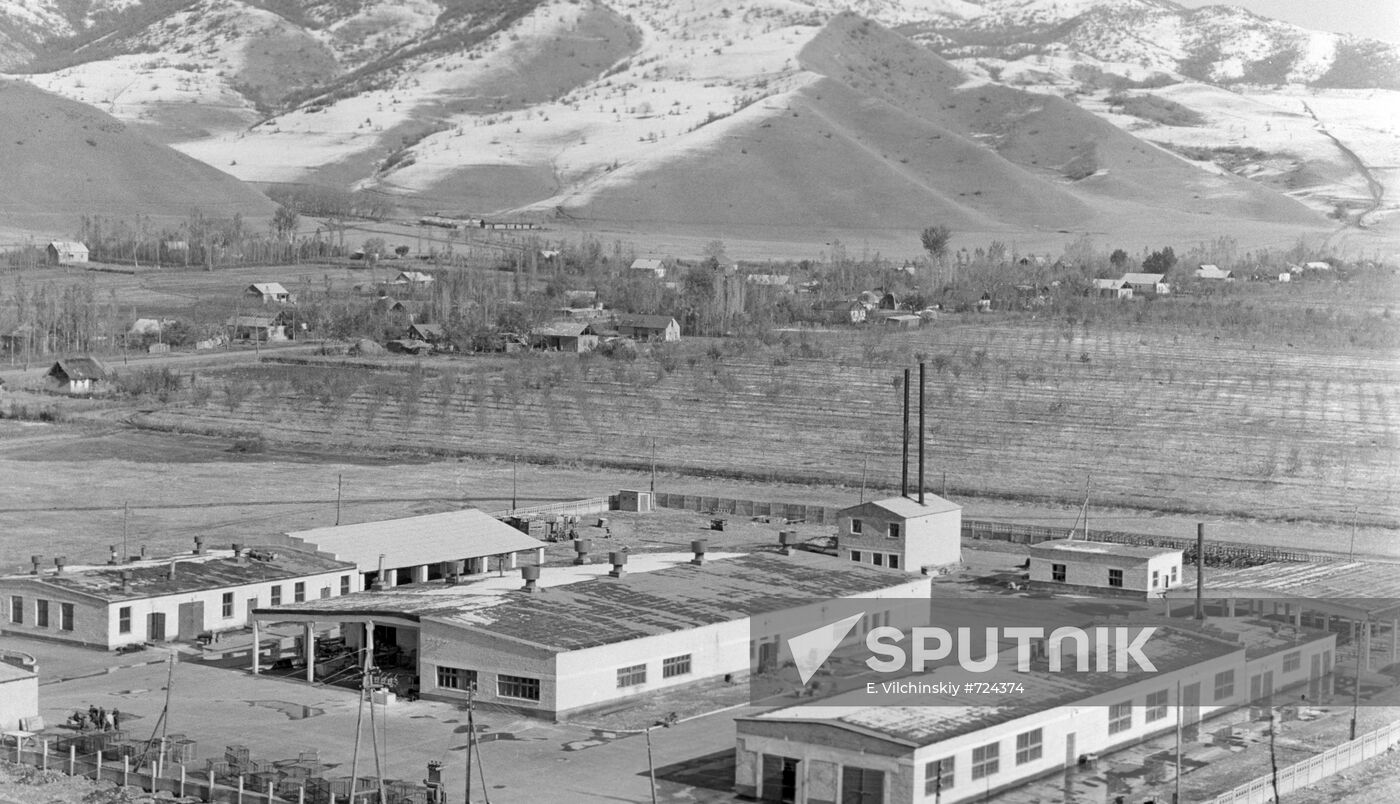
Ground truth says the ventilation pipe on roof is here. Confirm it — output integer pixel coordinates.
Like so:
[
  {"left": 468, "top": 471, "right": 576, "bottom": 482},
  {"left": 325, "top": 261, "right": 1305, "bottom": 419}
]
[
  {"left": 691, "top": 539, "right": 707, "bottom": 566},
  {"left": 919, "top": 362, "right": 926, "bottom": 506},
  {"left": 520, "top": 565, "right": 541, "bottom": 593},
  {"left": 608, "top": 551, "right": 627, "bottom": 579},
  {"left": 373, "top": 554, "right": 387, "bottom": 591},
  {"left": 194, "top": 536, "right": 205, "bottom": 555},
  {"left": 573, "top": 539, "right": 591, "bottom": 566},
  {"left": 120, "top": 570, "right": 133, "bottom": 593},
  {"left": 30, "top": 556, "right": 42, "bottom": 576},
  {"left": 54, "top": 556, "right": 67, "bottom": 574},
  {"left": 231, "top": 543, "right": 243, "bottom": 558},
  {"left": 108, "top": 545, "right": 119, "bottom": 566},
  {"left": 778, "top": 531, "right": 794, "bottom": 556}
]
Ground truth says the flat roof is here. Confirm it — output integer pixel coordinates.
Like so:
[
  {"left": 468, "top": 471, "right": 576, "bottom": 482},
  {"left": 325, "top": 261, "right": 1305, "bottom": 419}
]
[
  {"left": 845, "top": 496, "right": 962, "bottom": 518},
  {"left": 285, "top": 509, "right": 545, "bottom": 572},
  {"left": 0, "top": 548, "right": 354, "bottom": 603},
  {"left": 745, "top": 625, "right": 1288, "bottom": 747},
  {"left": 0, "top": 661, "right": 35, "bottom": 683},
  {"left": 1163, "top": 562, "right": 1400, "bottom": 617},
  {"left": 1029, "top": 539, "right": 1181, "bottom": 561},
  {"left": 260, "top": 550, "right": 927, "bottom": 652}
]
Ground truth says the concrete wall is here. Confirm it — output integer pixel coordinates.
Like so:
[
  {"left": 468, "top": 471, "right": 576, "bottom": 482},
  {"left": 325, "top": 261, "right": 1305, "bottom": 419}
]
[
  {"left": 2, "top": 583, "right": 108, "bottom": 648},
  {"left": 0, "top": 674, "right": 39, "bottom": 730},
  {"left": 1028, "top": 550, "right": 1181, "bottom": 595},
  {"left": 839, "top": 507, "right": 961, "bottom": 572},
  {"left": 418, "top": 619, "right": 557, "bottom": 715}
]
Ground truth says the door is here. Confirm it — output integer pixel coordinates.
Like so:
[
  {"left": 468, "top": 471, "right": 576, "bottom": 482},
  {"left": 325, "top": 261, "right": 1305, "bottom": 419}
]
[
  {"left": 758, "top": 641, "right": 778, "bottom": 675},
  {"left": 1182, "top": 682, "right": 1201, "bottom": 741},
  {"left": 760, "top": 755, "right": 799, "bottom": 803},
  {"left": 177, "top": 601, "right": 203, "bottom": 640},
  {"left": 148, "top": 612, "right": 167, "bottom": 642}
]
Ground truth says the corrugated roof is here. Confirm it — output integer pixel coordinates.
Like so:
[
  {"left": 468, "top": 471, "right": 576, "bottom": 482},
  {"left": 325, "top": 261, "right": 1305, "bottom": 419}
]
[
  {"left": 846, "top": 496, "right": 962, "bottom": 518},
  {"left": 630, "top": 259, "right": 665, "bottom": 271},
  {"left": 1029, "top": 539, "right": 1180, "bottom": 561},
  {"left": 1163, "top": 562, "right": 1400, "bottom": 616},
  {"left": 532, "top": 321, "right": 594, "bottom": 338},
  {"left": 286, "top": 509, "right": 544, "bottom": 573},
  {"left": 49, "top": 357, "right": 107, "bottom": 382},
  {"left": 616, "top": 314, "right": 677, "bottom": 330},
  {"left": 1093, "top": 278, "right": 1127, "bottom": 290},
  {"left": 48, "top": 241, "right": 88, "bottom": 253},
  {"left": 264, "top": 550, "right": 926, "bottom": 652},
  {"left": 0, "top": 548, "right": 354, "bottom": 603},
  {"left": 1121, "top": 273, "right": 1166, "bottom": 284}
]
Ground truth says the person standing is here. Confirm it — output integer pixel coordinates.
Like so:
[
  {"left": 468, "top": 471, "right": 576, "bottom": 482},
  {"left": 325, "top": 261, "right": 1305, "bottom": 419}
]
[
  {"left": 96, "top": 707, "right": 107, "bottom": 731},
  {"left": 111, "top": 708, "right": 122, "bottom": 732}
]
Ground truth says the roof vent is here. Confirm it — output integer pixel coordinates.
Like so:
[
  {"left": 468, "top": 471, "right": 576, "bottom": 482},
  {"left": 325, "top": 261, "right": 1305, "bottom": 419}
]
[
  {"left": 231, "top": 543, "right": 243, "bottom": 558},
  {"left": 54, "top": 556, "right": 67, "bottom": 574},
  {"left": 30, "top": 556, "right": 42, "bottom": 576},
  {"left": 108, "top": 545, "right": 119, "bottom": 566},
  {"left": 194, "top": 536, "right": 205, "bottom": 555},
  {"left": 120, "top": 570, "right": 133, "bottom": 593},
  {"left": 573, "top": 539, "right": 591, "bottom": 566},
  {"left": 520, "top": 565, "right": 542, "bottom": 593},
  {"left": 608, "top": 551, "right": 628, "bottom": 578},
  {"left": 691, "top": 539, "right": 707, "bottom": 566},
  {"left": 778, "top": 531, "right": 794, "bottom": 556}
]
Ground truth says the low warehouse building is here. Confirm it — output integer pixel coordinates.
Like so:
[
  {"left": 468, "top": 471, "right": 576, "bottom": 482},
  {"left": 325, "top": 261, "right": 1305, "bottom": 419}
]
[
  {"left": 253, "top": 549, "right": 932, "bottom": 720},
  {"left": 0, "top": 658, "right": 39, "bottom": 731},
  {"left": 736, "top": 621, "right": 1336, "bottom": 803},
  {"left": 281, "top": 509, "right": 546, "bottom": 590},
  {"left": 1028, "top": 540, "right": 1183, "bottom": 597},
  {"left": 0, "top": 545, "right": 356, "bottom": 649},
  {"left": 836, "top": 495, "right": 962, "bottom": 572}
]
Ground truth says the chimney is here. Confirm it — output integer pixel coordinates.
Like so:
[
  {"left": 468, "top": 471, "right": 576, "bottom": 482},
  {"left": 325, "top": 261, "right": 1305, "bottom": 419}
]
[
  {"left": 54, "top": 556, "right": 67, "bottom": 574},
  {"left": 573, "top": 539, "right": 591, "bottom": 566},
  {"left": 30, "top": 555, "right": 41, "bottom": 575},
  {"left": 108, "top": 545, "right": 119, "bottom": 566},
  {"left": 778, "top": 531, "right": 794, "bottom": 556},
  {"left": 194, "top": 536, "right": 205, "bottom": 555},
  {"left": 120, "top": 570, "right": 133, "bottom": 593},
  {"left": 231, "top": 543, "right": 243, "bottom": 559},
  {"left": 1195, "top": 523, "right": 1206, "bottom": 620},
  {"left": 373, "top": 553, "right": 387, "bottom": 591},
  {"left": 901, "top": 368, "right": 911, "bottom": 498},
  {"left": 918, "top": 362, "right": 926, "bottom": 505},
  {"left": 520, "top": 565, "right": 541, "bottom": 593},
  {"left": 139, "top": 545, "right": 147, "bottom": 561},
  {"left": 608, "top": 551, "right": 628, "bottom": 578},
  {"left": 691, "top": 539, "right": 707, "bottom": 566}
]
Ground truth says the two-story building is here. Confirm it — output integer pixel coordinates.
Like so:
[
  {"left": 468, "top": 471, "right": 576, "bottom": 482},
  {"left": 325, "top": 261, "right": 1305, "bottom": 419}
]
[
  {"left": 836, "top": 496, "right": 962, "bottom": 573},
  {"left": 1028, "top": 540, "right": 1183, "bottom": 597}
]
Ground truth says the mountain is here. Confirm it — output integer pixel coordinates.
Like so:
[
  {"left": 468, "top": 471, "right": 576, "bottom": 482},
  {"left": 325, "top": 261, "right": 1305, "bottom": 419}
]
[
  {"left": 2, "top": 0, "right": 1395, "bottom": 246},
  {"left": 0, "top": 77, "right": 275, "bottom": 234}
]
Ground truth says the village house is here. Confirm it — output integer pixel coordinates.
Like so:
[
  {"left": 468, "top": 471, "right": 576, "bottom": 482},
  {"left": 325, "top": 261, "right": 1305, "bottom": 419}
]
[
  {"left": 615, "top": 314, "right": 681, "bottom": 342},
  {"left": 246, "top": 283, "right": 293, "bottom": 304},
  {"left": 406, "top": 322, "right": 447, "bottom": 345},
  {"left": 1092, "top": 278, "right": 1133, "bottom": 299},
  {"left": 1028, "top": 540, "right": 1184, "bottom": 597},
  {"left": 815, "top": 300, "right": 867, "bottom": 324},
  {"left": 395, "top": 271, "right": 435, "bottom": 286},
  {"left": 629, "top": 258, "right": 668, "bottom": 279},
  {"left": 0, "top": 544, "right": 357, "bottom": 649},
  {"left": 530, "top": 321, "right": 600, "bottom": 353},
  {"left": 46, "top": 357, "right": 107, "bottom": 394},
  {"left": 882, "top": 314, "right": 923, "bottom": 329},
  {"left": 252, "top": 549, "right": 931, "bottom": 720},
  {"left": 1195, "top": 264, "right": 1235, "bottom": 281},
  {"left": 227, "top": 315, "right": 286, "bottom": 342},
  {"left": 46, "top": 241, "right": 89, "bottom": 265},
  {"left": 836, "top": 495, "right": 962, "bottom": 572},
  {"left": 744, "top": 274, "right": 793, "bottom": 292},
  {"left": 1121, "top": 273, "right": 1170, "bottom": 295}
]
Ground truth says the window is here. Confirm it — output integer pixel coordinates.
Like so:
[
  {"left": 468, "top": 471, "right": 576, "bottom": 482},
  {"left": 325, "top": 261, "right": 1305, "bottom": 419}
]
[
  {"left": 269, "top": 585, "right": 282, "bottom": 606},
  {"left": 1151, "top": 570, "right": 1160, "bottom": 587},
  {"left": 1108, "top": 569, "right": 1124, "bottom": 588},
  {"left": 436, "top": 666, "right": 477, "bottom": 691},
  {"left": 887, "top": 523, "right": 901, "bottom": 539},
  {"left": 9, "top": 596, "right": 21, "bottom": 624},
  {"left": 118, "top": 606, "right": 132, "bottom": 634},
  {"left": 294, "top": 582, "right": 306, "bottom": 602},
  {"left": 1171, "top": 566, "right": 1179, "bottom": 583},
  {"left": 923, "top": 757, "right": 954, "bottom": 794},
  {"left": 840, "top": 766, "right": 884, "bottom": 804},
  {"left": 1015, "top": 729, "right": 1043, "bottom": 764},
  {"left": 340, "top": 575, "right": 352, "bottom": 595},
  {"left": 1146, "top": 689, "right": 1168, "bottom": 722},
  {"left": 1283, "top": 652, "right": 1301, "bottom": 673},
  {"left": 1109, "top": 701, "right": 1133, "bottom": 734},
  {"left": 498, "top": 674, "right": 541, "bottom": 701},
  {"left": 888, "top": 554, "right": 900, "bottom": 570},
  {"left": 850, "top": 550, "right": 862, "bottom": 563},
  {"left": 35, "top": 600, "right": 49, "bottom": 628},
  {"left": 1051, "top": 563, "right": 1067, "bottom": 583},
  {"left": 59, "top": 602, "right": 75, "bottom": 632},
  {"left": 662, "top": 654, "right": 691, "bottom": 678},
  {"left": 851, "top": 519, "right": 863, "bottom": 535},
  {"left": 971, "top": 742, "right": 1000, "bottom": 780},
  {"left": 221, "top": 592, "right": 234, "bottom": 618},
  {"left": 872, "top": 553, "right": 884, "bottom": 567},
  {"left": 617, "top": 664, "right": 647, "bottom": 688},
  {"left": 1214, "top": 670, "right": 1235, "bottom": 701}
]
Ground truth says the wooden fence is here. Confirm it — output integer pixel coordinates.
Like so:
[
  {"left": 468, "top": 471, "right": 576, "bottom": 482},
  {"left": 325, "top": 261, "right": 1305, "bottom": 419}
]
[
  {"left": 652, "top": 493, "right": 839, "bottom": 525},
  {"left": 961, "top": 520, "right": 1343, "bottom": 565},
  {"left": 1200, "top": 720, "right": 1400, "bottom": 804}
]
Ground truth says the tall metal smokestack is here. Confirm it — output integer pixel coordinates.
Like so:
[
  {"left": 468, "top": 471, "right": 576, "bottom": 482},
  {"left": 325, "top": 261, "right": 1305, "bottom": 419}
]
[
  {"left": 1195, "top": 523, "right": 1206, "bottom": 620},
  {"left": 901, "top": 368, "right": 911, "bottom": 498},
  {"left": 918, "top": 362, "right": 926, "bottom": 505}
]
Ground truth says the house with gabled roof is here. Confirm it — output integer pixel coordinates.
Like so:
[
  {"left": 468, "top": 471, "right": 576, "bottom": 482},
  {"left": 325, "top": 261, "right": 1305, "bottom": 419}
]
[
  {"left": 615, "top": 314, "right": 680, "bottom": 342},
  {"left": 1195, "top": 264, "right": 1234, "bottom": 281},
  {"left": 629, "top": 258, "right": 667, "bottom": 278},
  {"left": 530, "top": 321, "right": 600, "bottom": 353},
  {"left": 227, "top": 315, "right": 286, "bottom": 341},
  {"left": 1121, "top": 273, "right": 1170, "bottom": 295},
  {"left": 837, "top": 495, "right": 962, "bottom": 572},
  {"left": 1092, "top": 278, "right": 1133, "bottom": 299},
  {"left": 46, "top": 241, "right": 88, "bottom": 264},
  {"left": 395, "top": 271, "right": 435, "bottom": 286},
  {"left": 407, "top": 322, "right": 446, "bottom": 343},
  {"left": 246, "top": 282, "right": 293, "bottom": 304},
  {"left": 47, "top": 357, "right": 107, "bottom": 394}
]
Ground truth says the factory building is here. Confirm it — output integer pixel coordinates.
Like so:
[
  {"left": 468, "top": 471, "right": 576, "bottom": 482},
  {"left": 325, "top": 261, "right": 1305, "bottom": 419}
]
[
  {"left": 836, "top": 496, "right": 962, "bottom": 573},
  {"left": 1028, "top": 540, "right": 1184, "bottom": 597}
]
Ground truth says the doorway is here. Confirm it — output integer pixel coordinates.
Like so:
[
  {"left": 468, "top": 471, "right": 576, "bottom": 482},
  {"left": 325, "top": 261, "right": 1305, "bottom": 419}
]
[
  {"left": 147, "top": 611, "right": 167, "bottom": 642},
  {"left": 760, "top": 754, "right": 800, "bottom": 803}
]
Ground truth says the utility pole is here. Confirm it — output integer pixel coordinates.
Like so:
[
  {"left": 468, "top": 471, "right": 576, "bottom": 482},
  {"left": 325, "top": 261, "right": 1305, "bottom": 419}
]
[
  {"left": 1350, "top": 619, "right": 1365, "bottom": 740},
  {"left": 511, "top": 455, "right": 518, "bottom": 513},
  {"left": 1349, "top": 505, "right": 1358, "bottom": 560},
  {"left": 336, "top": 474, "right": 343, "bottom": 526},
  {"left": 1174, "top": 679, "right": 1182, "bottom": 804},
  {"left": 650, "top": 438, "right": 656, "bottom": 494},
  {"left": 122, "top": 501, "right": 129, "bottom": 563},
  {"left": 464, "top": 688, "right": 475, "bottom": 804}
]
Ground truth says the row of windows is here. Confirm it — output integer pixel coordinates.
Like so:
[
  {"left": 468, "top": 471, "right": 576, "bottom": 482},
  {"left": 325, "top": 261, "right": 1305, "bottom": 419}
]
[
  {"left": 10, "top": 596, "right": 74, "bottom": 631},
  {"left": 848, "top": 551, "right": 901, "bottom": 570},
  {"left": 436, "top": 666, "right": 541, "bottom": 702},
  {"left": 849, "top": 519, "right": 901, "bottom": 540},
  {"left": 615, "top": 654, "right": 693, "bottom": 687},
  {"left": 1047, "top": 565, "right": 1178, "bottom": 587}
]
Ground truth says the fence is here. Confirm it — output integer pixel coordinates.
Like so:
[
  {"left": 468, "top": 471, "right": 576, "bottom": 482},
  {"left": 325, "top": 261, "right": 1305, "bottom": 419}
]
[
  {"left": 652, "top": 493, "right": 840, "bottom": 525},
  {"left": 489, "top": 495, "right": 614, "bottom": 520},
  {"left": 1200, "top": 720, "right": 1400, "bottom": 804},
  {"left": 961, "top": 520, "right": 1343, "bottom": 565}
]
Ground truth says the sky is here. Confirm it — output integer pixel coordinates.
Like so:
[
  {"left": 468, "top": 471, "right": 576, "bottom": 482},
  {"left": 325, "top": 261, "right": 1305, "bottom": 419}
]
[{"left": 1174, "top": 0, "right": 1400, "bottom": 44}]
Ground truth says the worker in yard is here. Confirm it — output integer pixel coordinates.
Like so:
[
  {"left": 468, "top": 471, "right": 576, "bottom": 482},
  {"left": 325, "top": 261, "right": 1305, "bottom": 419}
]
[
  {"left": 88, "top": 705, "right": 99, "bottom": 726},
  {"left": 96, "top": 707, "right": 107, "bottom": 731},
  {"left": 112, "top": 708, "right": 122, "bottom": 731}
]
